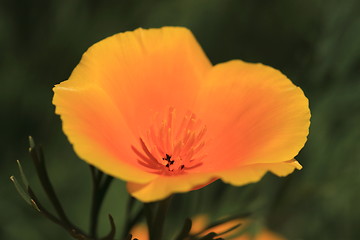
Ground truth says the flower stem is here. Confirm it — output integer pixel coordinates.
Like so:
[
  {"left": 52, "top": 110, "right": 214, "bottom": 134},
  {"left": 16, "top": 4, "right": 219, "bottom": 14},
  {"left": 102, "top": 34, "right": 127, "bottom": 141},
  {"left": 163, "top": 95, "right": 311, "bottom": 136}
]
[
  {"left": 29, "top": 143, "right": 72, "bottom": 228},
  {"left": 123, "top": 196, "right": 145, "bottom": 238},
  {"left": 145, "top": 196, "right": 172, "bottom": 240},
  {"left": 144, "top": 202, "right": 155, "bottom": 239},
  {"left": 89, "top": 166, "right": 114, "bottom": 238}
]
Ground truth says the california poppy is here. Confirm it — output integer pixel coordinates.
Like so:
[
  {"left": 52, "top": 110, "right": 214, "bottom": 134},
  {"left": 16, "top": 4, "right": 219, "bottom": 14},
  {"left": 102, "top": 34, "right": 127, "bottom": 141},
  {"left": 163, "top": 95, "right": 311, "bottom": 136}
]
[
  {"left": 131, "top": 215, "right": 286, "bottom": 240},
  {"left": 189, "top": 215, "right": 287, "bottom": 240},
  {"left": 53, "top": 27, "right": 310, "bottom": 202}
]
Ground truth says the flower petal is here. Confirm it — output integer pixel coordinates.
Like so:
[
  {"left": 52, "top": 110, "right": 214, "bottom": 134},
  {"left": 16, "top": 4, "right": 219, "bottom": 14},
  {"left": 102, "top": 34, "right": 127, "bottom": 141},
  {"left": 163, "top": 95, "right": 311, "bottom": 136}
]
[
  {"left": 127, "top": 172, "right": 215, "bottom": 202},
  {"left": 195, "top": 60, "right": 310, "bottom": 171},
  {"left": 53, "top": 27, "right": 211, "bottom": 183},
  {"left": 219, "top": 159, "right": 302, "bottom": 186},
  {"left": 69, "top": 26, "right": 211, "bottom": 135},
  {"left": 130, "top": 224, "right": 149, "bottom": 240},
  {"left": 249, "top": 230, "right": 287, "bottom": 240},
  {"left": 53, "top": 85, "right": 155, "bottom": 183}
]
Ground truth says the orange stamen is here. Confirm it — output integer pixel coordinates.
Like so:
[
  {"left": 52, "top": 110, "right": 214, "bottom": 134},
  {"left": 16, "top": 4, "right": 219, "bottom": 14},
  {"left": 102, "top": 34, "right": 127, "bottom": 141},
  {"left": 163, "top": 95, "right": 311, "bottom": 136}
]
[{"left": 132, "top": 108, "right": 206, "bottom": 176}]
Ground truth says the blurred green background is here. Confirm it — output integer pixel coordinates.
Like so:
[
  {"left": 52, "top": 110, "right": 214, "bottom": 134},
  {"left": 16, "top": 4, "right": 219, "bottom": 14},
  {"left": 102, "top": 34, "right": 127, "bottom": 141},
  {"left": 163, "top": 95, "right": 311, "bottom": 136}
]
[{"left": 1, "top": 0, "right": 360, "bottom": 239}]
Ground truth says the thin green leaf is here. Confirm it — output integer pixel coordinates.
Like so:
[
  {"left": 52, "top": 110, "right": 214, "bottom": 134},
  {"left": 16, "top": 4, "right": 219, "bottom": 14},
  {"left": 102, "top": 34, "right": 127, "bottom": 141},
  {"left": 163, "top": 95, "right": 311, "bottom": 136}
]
[
  {"left": 30, "top": 199, "right": 41, "bottom": 212},
  {"left": 28, "top": 136, "right": 35, "bottom": 149},
  {"left": 100, "top": 215, "right": 116, "bottom": 240},
  {"left": 28, "top": 187, "right": 64, "bottom": 227},
  {"left": 16, "top": 160, "right": 29, "bottom": 187},
  {"left": 29, "top": 143, "right": 71, "bottom": 226},
  {"left": 10, "top": 176, "right": 31, "bottom": 205}
]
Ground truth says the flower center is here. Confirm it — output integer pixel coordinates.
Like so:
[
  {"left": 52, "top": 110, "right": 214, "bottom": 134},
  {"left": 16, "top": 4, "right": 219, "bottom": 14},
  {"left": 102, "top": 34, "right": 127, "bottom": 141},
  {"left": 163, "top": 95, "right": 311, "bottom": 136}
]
[{"left": 131, "top": 107, "right": 207, "bottom": 176}]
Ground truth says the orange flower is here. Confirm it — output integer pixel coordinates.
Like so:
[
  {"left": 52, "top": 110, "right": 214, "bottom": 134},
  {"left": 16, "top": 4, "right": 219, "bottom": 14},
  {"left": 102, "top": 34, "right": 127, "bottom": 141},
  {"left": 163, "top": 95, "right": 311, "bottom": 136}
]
[
  {"left": 130, "top": 224, "right": 149, "bottom": 240},
  {"left": 53, "top": 27, "right": 310, "bottom": 202},
  {"left": 190, "top": 215, "right": 286, "bottom": 240},
  {"left": 131, "top": 216, "right": 286, "bottom": 240}
]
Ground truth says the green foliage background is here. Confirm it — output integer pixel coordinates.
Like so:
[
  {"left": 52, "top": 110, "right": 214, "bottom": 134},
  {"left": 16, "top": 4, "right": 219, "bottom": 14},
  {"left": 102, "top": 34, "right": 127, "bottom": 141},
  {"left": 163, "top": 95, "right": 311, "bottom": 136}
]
[{"left": 1, "top": 0, "right": 359, "bottom": 239}]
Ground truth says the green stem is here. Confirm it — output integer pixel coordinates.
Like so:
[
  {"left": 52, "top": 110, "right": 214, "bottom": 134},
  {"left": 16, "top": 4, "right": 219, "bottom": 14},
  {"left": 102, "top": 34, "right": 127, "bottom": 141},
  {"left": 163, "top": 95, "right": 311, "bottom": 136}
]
[
  {"left": 89, "top": 166, "right": 113, "bottom": 238},
  {"left": 146, "top": 196, "right": 172, "bottom": 240},
  {"left": 144, "top": 203, "right": 155, "bottom": 240},
  {"left": 29, "top": 145, "right": 72, "bottom": 227},
  {"left": 28, "top": 188, "right": 89, "bottom": 240},
  {"left": 123, "top": 197, "right": 144, "bottom": 238}
]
